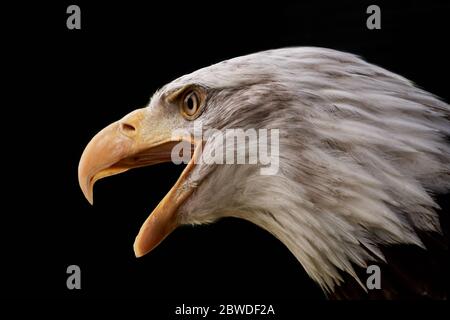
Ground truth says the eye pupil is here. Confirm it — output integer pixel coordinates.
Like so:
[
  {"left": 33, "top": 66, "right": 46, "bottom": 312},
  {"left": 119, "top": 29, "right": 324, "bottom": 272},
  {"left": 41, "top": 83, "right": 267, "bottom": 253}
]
[{"left": 187, "top": 96, "right": 194, "bottom": 110}]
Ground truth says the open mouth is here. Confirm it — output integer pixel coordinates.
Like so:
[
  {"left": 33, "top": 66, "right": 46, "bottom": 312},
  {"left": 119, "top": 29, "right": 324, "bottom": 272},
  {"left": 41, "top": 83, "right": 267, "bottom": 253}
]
[{"left": 78, "top": 108, "right": 202, "bottom": 258}]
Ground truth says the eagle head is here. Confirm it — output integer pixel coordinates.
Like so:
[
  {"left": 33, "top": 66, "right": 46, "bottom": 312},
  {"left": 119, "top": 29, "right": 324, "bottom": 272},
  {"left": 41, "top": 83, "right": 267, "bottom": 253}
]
[{"left": 78, "top": 47, "right": 450, "bottom": 293}]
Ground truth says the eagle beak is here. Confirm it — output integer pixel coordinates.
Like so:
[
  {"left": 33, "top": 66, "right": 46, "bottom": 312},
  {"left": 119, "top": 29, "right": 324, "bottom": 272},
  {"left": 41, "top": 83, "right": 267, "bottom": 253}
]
[{"left": 78, "top": 108, "right": 199, "bottom": 257}]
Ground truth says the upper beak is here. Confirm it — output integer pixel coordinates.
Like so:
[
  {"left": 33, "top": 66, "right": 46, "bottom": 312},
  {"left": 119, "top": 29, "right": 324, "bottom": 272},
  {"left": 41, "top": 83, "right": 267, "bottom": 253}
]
[{"left": 78, "top": 108, "right": 199, "bottom": 257}]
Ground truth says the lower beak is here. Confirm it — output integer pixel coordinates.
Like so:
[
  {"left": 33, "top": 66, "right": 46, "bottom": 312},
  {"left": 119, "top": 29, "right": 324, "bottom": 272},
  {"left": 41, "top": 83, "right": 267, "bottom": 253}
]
[{"left": 78, "top": 108, "right": 199, "bottom": 257}]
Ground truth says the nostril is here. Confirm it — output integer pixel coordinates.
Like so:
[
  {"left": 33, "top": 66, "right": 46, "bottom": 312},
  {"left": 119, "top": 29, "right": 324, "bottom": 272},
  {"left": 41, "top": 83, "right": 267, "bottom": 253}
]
[{"left": 121, "top": 123, "right": 136, "bottom": 133}]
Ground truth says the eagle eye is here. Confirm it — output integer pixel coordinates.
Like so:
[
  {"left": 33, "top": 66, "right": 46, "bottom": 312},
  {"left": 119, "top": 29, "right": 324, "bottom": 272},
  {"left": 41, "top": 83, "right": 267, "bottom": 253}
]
[{"left": 180, "top": 89, "right": 202, "bottom": 119}]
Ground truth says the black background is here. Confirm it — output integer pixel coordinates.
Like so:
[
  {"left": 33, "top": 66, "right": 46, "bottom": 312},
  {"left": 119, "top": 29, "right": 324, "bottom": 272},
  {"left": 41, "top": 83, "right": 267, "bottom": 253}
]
[{"left": 3, "top": 0, "right": 449, "bottom": 315}]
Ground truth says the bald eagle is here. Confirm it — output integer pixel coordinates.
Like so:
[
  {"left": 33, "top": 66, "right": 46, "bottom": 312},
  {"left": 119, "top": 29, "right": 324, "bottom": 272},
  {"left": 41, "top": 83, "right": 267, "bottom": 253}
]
[{"left": 78, "top": 47, "right": 449, "bottom": 299}]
